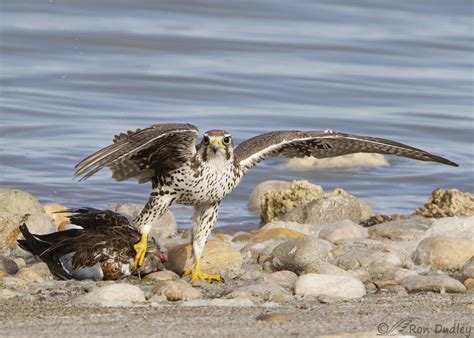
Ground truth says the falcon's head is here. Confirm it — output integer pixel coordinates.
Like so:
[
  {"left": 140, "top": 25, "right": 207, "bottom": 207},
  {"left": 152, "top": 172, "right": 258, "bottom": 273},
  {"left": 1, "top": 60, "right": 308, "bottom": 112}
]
[{"left": 199, "top": 130, "right": 234, "bottom": 162}]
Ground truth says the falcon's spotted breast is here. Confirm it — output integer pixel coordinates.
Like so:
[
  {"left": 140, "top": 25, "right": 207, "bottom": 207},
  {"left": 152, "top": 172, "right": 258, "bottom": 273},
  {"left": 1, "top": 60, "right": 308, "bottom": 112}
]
[{"left": 75, "top": 123, "right": 458, "bottom": 282}]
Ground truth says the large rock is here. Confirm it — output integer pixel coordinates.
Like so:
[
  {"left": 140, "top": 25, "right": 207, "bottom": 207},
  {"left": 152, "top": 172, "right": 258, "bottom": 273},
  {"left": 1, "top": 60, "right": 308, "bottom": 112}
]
[
  {"left": 109, "top": 203, "right": 177, "bottom": 239},
  {"left": 0, "top": 189, "right": 44, "bottom": 214},
  {"left": 414, "top": 188, "right": 474, "bottom": 218},
  {"left": 368, "top": 220, "right": 429, "bottom": 241},
  {"left": 401, "top": 275, "right": 466, "bottom": 293},
  {"left": 152, "top": 280, "right": 202, "bottom": 301},
  {"left": 271, "top": 236, "right": 332, "bottom": 274},
  {"left": 74, "top": 283, "right": 146, "bottom": 306},
  {"left": 0, "top": 213, "right": 57, "bottom": 256},
  {"left": 295, "top": 274, "right": 366, "bottom": 299},
  {"left": 165, "top": 239, "right": 242, "bottom": 276},
  {"left": 248, "top": 180, "right": 293, "bottom": 214},
  {"left": 413, "top": 236, "right": 474, "bottom": 272},
  {"left": 318, "top": 220, "right": 365, "bottom": 243},
  {"left": 230, "top": 281, "right": 289, "bottom": 302},
  {"left": 279, "top": 189, "right": 372, "bottom": 228},
  {"left": 421, "top": 216, "right": 474, "bottom": 240},
  {"left": 260, "top": 180, "right": 325, "bottom": 224}
]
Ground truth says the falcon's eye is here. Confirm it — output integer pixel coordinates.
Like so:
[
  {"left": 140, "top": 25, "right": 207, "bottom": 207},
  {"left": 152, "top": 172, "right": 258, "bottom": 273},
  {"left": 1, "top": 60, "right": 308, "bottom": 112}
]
[
  {"left": 203, "top": 136, "right": 210, "bottom": 145},
  {"left": 223, "top": 136, "right": 231, "bottom": 145}
]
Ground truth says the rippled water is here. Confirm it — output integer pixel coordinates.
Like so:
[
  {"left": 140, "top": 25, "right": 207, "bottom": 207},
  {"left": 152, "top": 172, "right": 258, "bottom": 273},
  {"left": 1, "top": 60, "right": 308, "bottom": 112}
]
[{"left": 1, "top": 0, "right": 473, "bottom": 227}]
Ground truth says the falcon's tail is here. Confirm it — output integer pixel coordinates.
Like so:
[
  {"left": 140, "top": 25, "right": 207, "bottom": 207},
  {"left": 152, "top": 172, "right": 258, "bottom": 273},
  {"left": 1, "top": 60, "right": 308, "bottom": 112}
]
[{"left": 17, "top": 224, "right": 52, "bottom": 256}]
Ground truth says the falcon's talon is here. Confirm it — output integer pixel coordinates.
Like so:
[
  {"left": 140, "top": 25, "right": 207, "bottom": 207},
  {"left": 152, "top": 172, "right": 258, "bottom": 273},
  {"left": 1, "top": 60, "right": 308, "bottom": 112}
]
[
  {"left": 183, "top": 259, "right": 222, "bottom": 283},
  {"left": 133, "top": 234, "right": 148, "bottom": 267}
]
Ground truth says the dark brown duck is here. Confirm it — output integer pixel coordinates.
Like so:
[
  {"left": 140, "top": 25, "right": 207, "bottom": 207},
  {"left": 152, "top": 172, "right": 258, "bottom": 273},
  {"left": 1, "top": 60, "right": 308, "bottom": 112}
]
[{"left": 17, "top": 208, "right": 167, "bottom": 280}]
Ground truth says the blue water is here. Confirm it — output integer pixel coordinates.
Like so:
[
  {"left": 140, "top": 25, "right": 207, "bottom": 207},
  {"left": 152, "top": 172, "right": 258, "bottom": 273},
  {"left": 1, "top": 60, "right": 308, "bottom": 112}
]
[{"left": 1, "top": 0, "right": 473, "bottom": 228}]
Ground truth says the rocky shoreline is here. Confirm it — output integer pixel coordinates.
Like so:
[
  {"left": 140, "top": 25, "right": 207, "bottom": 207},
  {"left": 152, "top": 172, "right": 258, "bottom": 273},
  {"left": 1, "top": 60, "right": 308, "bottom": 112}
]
[{"left": 1, "top": 182, "right": 473, "bottom": 336}]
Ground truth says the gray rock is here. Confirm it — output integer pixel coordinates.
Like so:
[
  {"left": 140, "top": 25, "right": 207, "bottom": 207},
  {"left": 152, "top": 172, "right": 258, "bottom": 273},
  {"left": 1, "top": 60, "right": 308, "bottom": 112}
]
[
  {"left": 281, "top": 189, "right": 372, "bottom": 228},
  {"left": 263, "top": 270, "right": 298, "bottom": 292},
  {"left": 271, "top": 236, "right": 332, "bottom": 274},
  {"left": 248, "top": 180, "right": 292, "bottom": 214},
  {"left": 295, "top": 274, "right": 366, "bottom": 299},
  {"left": 0, "top": 189, "right": 44, "bottom": 214},
  {"left": 366, "top": 261, "right": 398, "bottom": 280},
  {"left": 238, "top": 264, "right": 265, "bottom": 281},
  {"left": 401, "top": 275, "right": 466, "bottom": 293},
  {"left": 74, "top": 283, "right": 146, "bottom": 306},
  {"left": 413, "top": 236, "right": 474, "bottom": 272},
  {"left": 368, "top": 220, "right": 429, "bottom": 241},
  {"left": 318, "top": 220, "right": 365, "bottom": 243},
  {"left": 335, "top": 247, "right": 408, "bottom": 271},
  {"left": 393, "top": 268, "right": 419, "bottom": 282},
  {"left": 462, "top": 257, "right": 474, "bottom": 280},
  {"left": 1, "top": 256, "right": 19, "bottom": 275}
]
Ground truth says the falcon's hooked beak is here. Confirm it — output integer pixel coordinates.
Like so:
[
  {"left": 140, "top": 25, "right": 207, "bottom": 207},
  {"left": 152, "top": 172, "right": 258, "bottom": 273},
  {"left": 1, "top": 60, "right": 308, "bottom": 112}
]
[{"left": 210, "top": 140, "right": 221, "bottom": 154}]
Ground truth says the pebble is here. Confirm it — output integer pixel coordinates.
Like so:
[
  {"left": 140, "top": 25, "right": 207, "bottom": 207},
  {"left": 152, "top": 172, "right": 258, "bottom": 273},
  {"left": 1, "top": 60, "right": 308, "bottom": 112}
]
[
  {"left": 295, "top": 274, "right": 366, "bottom": 299},
  {"left": 263, "top": 270, "right": 298, "bottom": 292},
  {"left": 464, "top": 279, "right": 474, "bottom": 290},
  {"left": 152, "top": 280, "right": 202, "bottom": 301},
  {"left": 240, "top": 238, "right": 287, "bottom": 264},
  {"left": 13, "top": 258, "right": 26, "bottom": 269},
  {"left": 183, "top": 298, "right": 255, "bottom": 307},
  {"left": 165, "top": 239, "right": 242, "bottom": 276},
  {"left": 413, "top": 236, "right": 474, "bottom": 272},
  {"left": 401, "top": 275, "right": 466, "bottom": 293},
  {"left": 143, "top": 270, "right": 180, "bottom": 282},
  {"left": 231, "top": 282, "right": 289, "bottom": 302},
  {"left": 74, "top": 283, "right": 146, "bottom": 306},
  {"left": 462, "top": 256, "right": 474, "bottom": 280},
  {"left": 368, "top": 220, "right": 429, "bottom": 241},
  {"left": 28, "top": 262, "right": 53, "bottom": 280},
  {"left": 247, "top": 180, "right": 292, "bottom": 214},
  {"left": 1, "top": 256, "right": 19, "bottom": 275},
  {"left": 318, "top": 220, "right": 365, "bottom": 243},
  {"left": 271, "top": 236, "right": 333, "bottom": 274},
  {"left": 15, "top": 268, "right": 44, "bottom": 282},
  {"left": 255, "top": 313, "right": 295, "bottom": 322},
  {"left": 360, "top": 214, "right": 406, "bottom": 227},
  {"left": 0, "top": 189, "right": 45, "bottom": 214},
  {"left": 0, "top": 288, "right": 18, "bottom": 300}
]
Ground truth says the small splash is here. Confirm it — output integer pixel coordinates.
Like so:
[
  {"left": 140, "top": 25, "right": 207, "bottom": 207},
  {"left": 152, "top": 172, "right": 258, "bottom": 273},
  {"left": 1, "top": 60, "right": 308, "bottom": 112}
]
[{"left": 282, "top": 153, "right": 389, "bottom": 170}]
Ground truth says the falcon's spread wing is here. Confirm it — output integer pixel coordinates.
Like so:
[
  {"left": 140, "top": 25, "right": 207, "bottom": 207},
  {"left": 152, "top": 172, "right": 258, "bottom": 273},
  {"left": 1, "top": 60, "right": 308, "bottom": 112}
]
[
  {"left": 234, "top": 130, "right": 458, "bottom": 173},
  {"left": 75, "top": 123, "right": 199, "bottom": 183}
]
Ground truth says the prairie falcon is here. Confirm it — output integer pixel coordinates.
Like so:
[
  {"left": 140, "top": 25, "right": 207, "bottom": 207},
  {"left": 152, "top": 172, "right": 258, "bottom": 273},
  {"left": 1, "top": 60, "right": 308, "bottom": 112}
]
[{"left": 74, "top": 123, "right": 458, "bottom": 282}]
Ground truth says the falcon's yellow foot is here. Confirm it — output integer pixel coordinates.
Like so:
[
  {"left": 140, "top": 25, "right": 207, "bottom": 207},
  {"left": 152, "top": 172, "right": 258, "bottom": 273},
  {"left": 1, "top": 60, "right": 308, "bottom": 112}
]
[
  {"left": 183, "top": 258, "right": 221, "bottom": 283},
  {"left": 133, "top": 234, "right": 148, "bottom": 268}
]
